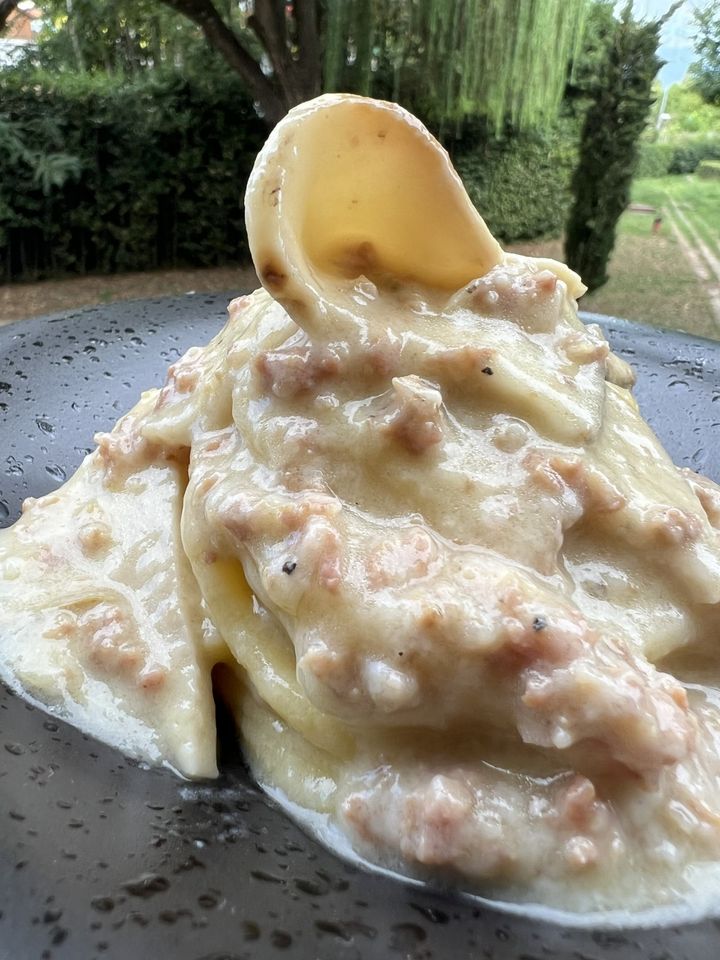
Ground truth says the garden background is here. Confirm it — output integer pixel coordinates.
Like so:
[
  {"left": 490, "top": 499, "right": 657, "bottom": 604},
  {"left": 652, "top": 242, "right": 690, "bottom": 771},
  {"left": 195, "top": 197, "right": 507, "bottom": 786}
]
[{"left": 0, "top": 0, "right": 719, "bottom": 336}]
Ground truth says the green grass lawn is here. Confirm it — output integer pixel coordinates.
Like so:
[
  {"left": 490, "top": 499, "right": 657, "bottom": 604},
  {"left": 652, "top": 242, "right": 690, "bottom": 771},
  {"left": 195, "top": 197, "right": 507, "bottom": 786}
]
[
  {"left": 510, "top": 174, "right": 720, "bottom": 340},
  {"left": 582, "top": 175, "right": 720, "bottom": 339}
]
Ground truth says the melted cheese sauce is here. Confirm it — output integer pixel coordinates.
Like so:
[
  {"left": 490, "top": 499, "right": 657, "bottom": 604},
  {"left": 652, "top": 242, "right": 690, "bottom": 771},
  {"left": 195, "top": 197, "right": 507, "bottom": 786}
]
[{"left": 2, "top": 95, "right": 720, "bottom": 920}]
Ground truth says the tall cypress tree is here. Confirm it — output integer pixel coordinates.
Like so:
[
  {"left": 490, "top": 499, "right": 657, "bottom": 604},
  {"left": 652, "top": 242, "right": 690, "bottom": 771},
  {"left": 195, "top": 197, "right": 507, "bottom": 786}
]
[{"left": 564, "top": 2, "right": 681, "bottom": 293}]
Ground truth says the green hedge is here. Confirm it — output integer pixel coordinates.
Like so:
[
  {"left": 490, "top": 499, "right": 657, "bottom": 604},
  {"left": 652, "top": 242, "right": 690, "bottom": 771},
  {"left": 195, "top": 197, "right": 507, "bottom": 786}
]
[
  {"left": 635, "top": 142, "right": 675, "bottom": 179},
  {"left": 0, "top": 69, "right": 580, "bottom": 281},
  {"left": 0, "top": 69, "right": 265, "bottom": 281},
  {"left": 453, "top": 127, "right": 577, "bottom": 243},
  {"left": 668, "top": 138, "right": 720, "bottom": 174},
  {"left": 698, "top": 160, "right": 720, "bottom": 179},
  {"left": 637, "top": 136, "right": 720, "bottom": 178}
]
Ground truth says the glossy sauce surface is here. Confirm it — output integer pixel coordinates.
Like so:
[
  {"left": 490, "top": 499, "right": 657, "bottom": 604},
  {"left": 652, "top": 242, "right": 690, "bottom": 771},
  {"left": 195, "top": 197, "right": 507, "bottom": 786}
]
[{"left": 3, "top": 95, "right": 720, "bottom": 918}]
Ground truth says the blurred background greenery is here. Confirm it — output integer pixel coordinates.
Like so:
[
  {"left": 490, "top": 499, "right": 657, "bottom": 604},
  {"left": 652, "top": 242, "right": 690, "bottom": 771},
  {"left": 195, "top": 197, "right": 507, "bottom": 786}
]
[{"left": 0, "top": 0, "right": 718, "bottom": 336}]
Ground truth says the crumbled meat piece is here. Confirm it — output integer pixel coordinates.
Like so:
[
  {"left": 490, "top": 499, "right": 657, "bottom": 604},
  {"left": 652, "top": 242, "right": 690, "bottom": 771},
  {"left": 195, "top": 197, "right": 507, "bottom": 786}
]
[
  {"left": 550, "top": 456, "right": 626, "bottom": 514},
  {"left": 534, "top": 270, "right": 559, "bottom": 295},
  {"left": 524, "top": 451, "right": 566, "bottom": 495},
  {"left": 558, "top": 775, "right": 605, "bottom": 831},
  {"left": 255, "top": 343, "right": 345, "bottom": 398},
  {"left": 340, "top": 766, "right": 623, "bottom": 884},
  {"left": 279, "top": 495, "right": 342, "bottom": 532},
  {"left": 43, "top": 601, "right": 163, "bottom": 690},
  {"left": 379, "top": 376, "right": 444, "bottom": 454},
  {"left": 365, "top": 529, "right": 437, "bottom": 589},
  {"left": 95, "top": 418, "right": 158, "bottom": 483},
  {"left": 363, "top": 335, "right": 402, "bottom": 378},
  {"left": 155, "top": 346, "right": 204, "bottom": 408},
  {"left": 462, "top": 268, "right": 559, "bottom": 313},
  {"left": 302, "top": 518, "right": 343, "bottom": 592},
  {"left": 644, "top": 507, "right": 703, "bottom": 546},
  {"left": 400, "top": 775, "right": 475, "bottom": 865},
  {"left": 220, "top": 490, "right": 341, "bottom": 544}
]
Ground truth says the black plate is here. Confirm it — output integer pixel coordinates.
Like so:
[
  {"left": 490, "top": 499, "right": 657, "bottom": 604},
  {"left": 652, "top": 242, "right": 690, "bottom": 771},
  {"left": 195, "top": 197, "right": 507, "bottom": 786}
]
[{"left": 1, "top": 295, "right": 719, "bottom": 960}]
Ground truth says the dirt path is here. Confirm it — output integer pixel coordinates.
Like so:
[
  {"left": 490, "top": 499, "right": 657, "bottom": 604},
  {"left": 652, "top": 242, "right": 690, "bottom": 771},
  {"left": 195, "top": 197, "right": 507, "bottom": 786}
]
[
  {"left": 670, "top": 200, "right": 720, "bottom": 282},
  {"left": 666, "top": 204, "right": 720, "bottom": 323},
  {"left": 691, "top": 211, "right": 720, "bottom": 260},
  {"left": 0, "top": 265, "right": 259, "bottom": 328}
]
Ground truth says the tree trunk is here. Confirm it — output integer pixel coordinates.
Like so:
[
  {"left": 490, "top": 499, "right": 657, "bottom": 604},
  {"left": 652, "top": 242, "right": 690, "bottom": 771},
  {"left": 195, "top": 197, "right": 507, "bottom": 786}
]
[
  {"left": 158, "top": 0, "right": 323, "bottom": 126},
  {"left": 0, "top": 0, "right": 20, "bottom": 34},
  {"left": 65, "top": 0, "right": 87, "bottom": 73},
  {"left": 249, "top": 0, "right": 322, "bottom": 106}
]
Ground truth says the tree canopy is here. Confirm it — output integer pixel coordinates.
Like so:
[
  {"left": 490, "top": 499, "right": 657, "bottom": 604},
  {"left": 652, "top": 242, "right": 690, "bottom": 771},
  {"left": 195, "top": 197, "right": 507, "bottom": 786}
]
[
  {"left": 25, "top": 0, "right": 205, "bottom": 74},
  {"left": 15, "top": 1, "right": 592, "bottom": 131},
  {"left": 689, "top": 2, "right": 720, "bottom": 106},
  {"left": 153, "top": 0, "right": 589, "bottom": 130}
]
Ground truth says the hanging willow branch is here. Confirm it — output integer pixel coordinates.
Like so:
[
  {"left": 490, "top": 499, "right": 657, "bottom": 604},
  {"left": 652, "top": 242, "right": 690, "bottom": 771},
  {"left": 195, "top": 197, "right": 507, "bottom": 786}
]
[
  {"left": 159, "top": 0, "right": 587, "bottom": 131},
  {"left": 324, "top": 0, "right": 589, "bottom": 132}
]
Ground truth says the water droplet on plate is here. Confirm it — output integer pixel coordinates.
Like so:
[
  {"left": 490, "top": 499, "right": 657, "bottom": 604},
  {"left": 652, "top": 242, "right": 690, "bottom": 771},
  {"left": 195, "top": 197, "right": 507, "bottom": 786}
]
[{"left": 45, "top": 464, "right": 66, "bottom": 483}]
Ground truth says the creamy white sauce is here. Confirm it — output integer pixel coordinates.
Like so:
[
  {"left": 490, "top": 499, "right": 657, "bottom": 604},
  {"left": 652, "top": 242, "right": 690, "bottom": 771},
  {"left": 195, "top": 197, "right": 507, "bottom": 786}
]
[
  {"left": 2, "top": 94, "right": 720, "bottom": 920},
  {"left": 258, "top": 780, "right": 720, "bottom": 931}
]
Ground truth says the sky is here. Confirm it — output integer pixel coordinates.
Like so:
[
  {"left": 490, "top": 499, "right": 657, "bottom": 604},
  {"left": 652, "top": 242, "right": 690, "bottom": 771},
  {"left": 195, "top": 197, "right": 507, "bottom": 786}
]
[{"left": 630, "top": 0, "right": 700, "bottom": 86}]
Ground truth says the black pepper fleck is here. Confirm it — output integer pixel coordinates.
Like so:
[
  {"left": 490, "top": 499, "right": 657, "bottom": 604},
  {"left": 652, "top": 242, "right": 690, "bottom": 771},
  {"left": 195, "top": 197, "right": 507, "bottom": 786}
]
[
  {"left": 532, "top": 616, "right": 547, "bottom": 631},
  {"left": 282, "top": 560, "right": 297, "bottom": 575},
  {"left": 481, "top": 366, "right": 494, "bottom": 376}
]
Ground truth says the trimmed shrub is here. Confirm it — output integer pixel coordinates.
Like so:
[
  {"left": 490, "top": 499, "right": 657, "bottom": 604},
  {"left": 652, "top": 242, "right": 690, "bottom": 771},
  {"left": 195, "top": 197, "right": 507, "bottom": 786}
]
[
  {"left": 698, "top": 160, "right": 720, "bottom": 179},
  {"left": 453, "top": 126, "right": 577, "bottom": 243},
  {"left": 636, "top": 136, "right": 720, "bottom": 178},
  {"left": 0, "top": 68, "right": 582, "bottom": 280},
  {"left": 668, "top": 138, "right": 720, "bottom": 174},
  {"left": 0, "top": 69, "right": 266, "bottom": 281},
  {"left": 636, "top": 142, "right": 675, "bottom": 178}
]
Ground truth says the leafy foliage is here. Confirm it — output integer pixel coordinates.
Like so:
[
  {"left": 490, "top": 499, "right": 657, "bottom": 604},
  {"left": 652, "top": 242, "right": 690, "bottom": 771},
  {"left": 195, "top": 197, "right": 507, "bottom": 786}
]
[
  {"left": 152, "top": 0, "right": 592, "bottom": 131},
  {"left": 454, "top": 124, "right": 578, "bottom": 243},
  {"left": 698, "top": 159, "right": 720, "bottom": 179},
  {"left": 24, "top": 0, "right": 206, "bottom": 75},
  {"left": 0, "top": 114, "right": 82, "bottom": 196},
  {"left": 636, "top": 79, "right": 720, "bottom": 178},
  {"left": 0, "top": 68, "right": 265, "bottom": 280},
  {"left": 689, "top": 2, "right": 720, "bottom": 106},
  {"left": 663, "top": 81, "right": 720, "bottom": 136},
  {"left": 564, "top": 3, "right": 678, "bottom": 293},
  {"left": 635, "top": 141, "right": 676, "bottom": 178},
  {"left": 636, "top": 136, "right": 720, "bottom": 177},
  {"left": 667, "top": 137, "right": 720, "bottom": 173}
]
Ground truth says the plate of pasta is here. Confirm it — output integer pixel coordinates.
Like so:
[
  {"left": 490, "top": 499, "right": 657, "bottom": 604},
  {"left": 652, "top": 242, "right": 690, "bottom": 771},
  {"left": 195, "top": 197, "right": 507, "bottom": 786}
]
[{"left": 2, "top": 95, "right": 720, "bottom": 958}]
